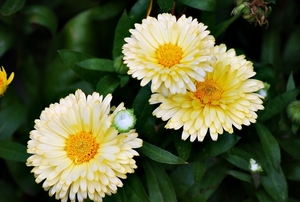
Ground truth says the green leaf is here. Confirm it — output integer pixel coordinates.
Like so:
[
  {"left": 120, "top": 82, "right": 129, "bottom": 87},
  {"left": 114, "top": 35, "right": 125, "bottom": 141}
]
[
  {"left": 282, "top": 160, "right": 300, "bottom": 181},
  {"left": 142, "top": 159, "right": 177, "bottom": 202},
  {"left": 258, "top": 87, "right": 300, "bottom": 122},
  {"left": 157, "top": 0, "right": 174, "bottom": 12},
  {"left": 112, "top": 11, "right": 133, "bottom": 59},
  {"left": 123, "top": 174, "right": 149, "bottom": 202},
  {"left": 261, "top": 167, "right": 288, "bottom": 202},
  {"left": 222, "top": 149, "right": 251, "bottom": 171},
  {"left": 5, "top": 161, "right": 40, "bottom": 195},
  {"left": 212, "top": 15, "right": 240, "bottom": 38},
  {"left": 140, "top": 141, "right": 186, "bottom": 164},
  {"left": 174, "top": 136, "right": 192, "bottom": 161},
  {"left": 0, "top": 141, "right": 29, "bottom": 162},
  {"left": 255, "top": 123, "right": 281, "bottom": 171},
  {"left": 96, "top": 74, "right": 120, "bottom": 96},
  {"left": 278, "top": 139, "right": 300, "bottom": 159},
  {"left": 0, "top": 103, "right": 27, "bottom": 140},
  {"left": 129, "top": 0, "right": 150, "bottom": 19},
  {"left": 255, "top": 189, "right": 275, "bottom": 202},
  {"left": 193, "top": 160, "right": 206, "bottom": 182},
  {"left": 58, "top": 49, "right": 102, "bottom": 86},
  {"left": 0, "top": 24, "right": 17, "bottom": 57},
  {"left": 226, "top": 170, "right": 252, "bottom": 184},
  {"left": 23, "top": 5, "right": 57, "bottom": 35},
  {"left": 170, "top": 161, "right": 229, "bottom": 201},
  {"left": 132, "top": 85, "right": 155, "bottom": 132},
  {"left": 76, "top": 58, "right": 115, "bottom": 72},
  {"left": 196, "top": 133, "right": 240, "bottom": 161},
  {"left": 178, "top": 0, "right": 216, "bottom": 11},
  {"left": 286, "top": 72, "right": 296, "bottom": 91},
  {"left": 104, "top": 188, "right": 126, "bottom": 202},
  {"left": 0, "top": 0, "right": 25, "bottom": 15}
]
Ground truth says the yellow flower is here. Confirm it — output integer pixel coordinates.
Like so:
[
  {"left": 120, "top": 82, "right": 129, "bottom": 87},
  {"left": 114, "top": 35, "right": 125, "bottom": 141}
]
[
  {"left": 150, "top": 44, "right": 264, "bottom": 142},
  {"left": 0, "top": 66, "right": 14, "bottom": 96},
  {"left": 26, "top": 89, "right": 143, "bottom": 202},
  {"left": 122, "top": 13, "right": 215, "bottom": 96}
]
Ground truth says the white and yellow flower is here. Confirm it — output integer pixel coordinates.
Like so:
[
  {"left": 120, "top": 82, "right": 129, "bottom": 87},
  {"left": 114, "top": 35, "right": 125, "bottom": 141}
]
[
  {"left": 150, "top": 44, "right": 264, "bottom": 142},
  {"left": 122, "top": 13, "right": 215, "bottom": 96},
  {"left": 26, "top": 89, "right": 143, "bottom": 202}
]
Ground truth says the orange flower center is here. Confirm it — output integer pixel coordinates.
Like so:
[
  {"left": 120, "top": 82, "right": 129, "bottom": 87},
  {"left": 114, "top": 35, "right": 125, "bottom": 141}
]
[
  {"left": 194, "top": 80, "right": 223, "bottom": 105},
  {"left": 156, "top": 43, "right": 183, "bottom": 67},
  {"left": 0, "top": 78, "right": 3, "bottom": 87},
  {"left": 65, "top": 132, "right": 99, "bottom": 164}
]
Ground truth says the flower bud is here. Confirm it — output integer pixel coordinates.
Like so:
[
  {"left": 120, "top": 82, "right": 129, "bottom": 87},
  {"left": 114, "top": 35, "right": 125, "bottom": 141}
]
[
  {"left": 112, "top": 109, "right": 137, "bottom": 133},
  {"left": 287, "top": 100, "right": 300, "bottom": 125}
]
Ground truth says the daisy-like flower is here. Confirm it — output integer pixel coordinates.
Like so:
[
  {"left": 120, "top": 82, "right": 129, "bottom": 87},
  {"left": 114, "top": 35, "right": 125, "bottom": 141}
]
[
  {"left": 0, "top": 66, "right": 14, "bottom": 96},
  {"left": 122, "top": 13, "right": 215, "bottom": 96},
  {"left": 26, "top": 89, "right": 143, "bottom": 202},
  {"left": 149, "top": 44, "right": 264, "bottom": 142}
]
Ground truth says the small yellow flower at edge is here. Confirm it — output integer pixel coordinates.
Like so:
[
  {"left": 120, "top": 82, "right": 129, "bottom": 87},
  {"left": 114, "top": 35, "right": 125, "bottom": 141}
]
[{"left": 0, "top": 66, "right": 14, "bottom": 96}]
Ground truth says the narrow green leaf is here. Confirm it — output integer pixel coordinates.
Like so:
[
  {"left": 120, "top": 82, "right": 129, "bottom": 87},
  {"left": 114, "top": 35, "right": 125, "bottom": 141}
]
[
  {"left": 222, "top": 150, "right": 250, "bottom": 171},
  {"left": 132, "top": 85, "right": 155, "bottom": 132},
  {"left": 174, "top": 135, "right": 192, "bottom": 161},
  {"left": 212, "top": 15, "right": 240, "bottom": 38},
  {"left": 0, "top": 0, "right": 25, "bottom": 15},
  {"left": 282, "top": 160, "right": 300, "bottom": 181},
  {"left": 0, "top": 103, "right": 27, "bottom": 140},
  {"left": 255, "top": 189, "right": 275, "bottom": 202},
  {"left": 197, "top": 133, "right": 240, "bottom": 161},
  {"left": 76, "top": 58, "right": 114, "bottom": 72},
  {"left": 140, "top": 141, "right": 186, "bottom": 164},
  {"left": 0, "top": 141, "right": 29, "bottom": 162},
  {"left": 6, "top": 161, "right": 40, "bottom": 195},
  {"left": 123, "top": 174, "right": 149, "bottom": 202},
  {"left": 119, "top": 75, "right": 130, "bottom": 87},
  {"left": 278, "top": 139, "right": 300, "bottom": 159},
  {"left": 157, "top": 0, "right": 174, "bottom": 12},
  {"left": 104, "top": 188, "right": 126, "bottom": 202},
  {"left": 227, "top": 170, "right": 252, "bottom": 184},
  {"left": 23, "top": 5, "right": 57, "bottom": 35},
  {"left": 142, "top": 159, "right": 177, "bottom": 202},
  {"left": 170, "top": 161, "right": 228, "bottom": 201},
  {"left": 286, "top": 72, "right": 295, "bottom": 91},
  {"left": 129, "top": 0, "right": 149, "bottom": 19},
  {"left": 96, "top": 74, "right": 120, "bottom": 96},
  {"left": 58, "top": 49, "right": 102, "bottom": 86},
  {"left": 255, "top": 123, "right": 281, "bottom": 171},
  {"left": 193, "top": 160, "right": 206, "bottom": 182},
  {"left": 178, "top": 0, "right": 216, "bottom": 11},
  {"left": 0, "top": 24, "right": 17, "bottom": 57},
  {"left": 261, "top": 167, "right": 288, "bottom": 202},
  {"left": 258, "top": 87, "right": 300, "bottom": 122},
  {"left": 112, "top": 11, "right": 133, "bottom": 59}
]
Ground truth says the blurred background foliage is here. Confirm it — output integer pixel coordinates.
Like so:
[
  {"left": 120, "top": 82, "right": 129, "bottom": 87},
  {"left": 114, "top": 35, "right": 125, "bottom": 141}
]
[{"left": 0, "top": 0, "right": 300, "bottom": 201}]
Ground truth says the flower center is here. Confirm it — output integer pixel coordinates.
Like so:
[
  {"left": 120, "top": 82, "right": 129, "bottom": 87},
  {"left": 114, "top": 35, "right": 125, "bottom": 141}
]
[
  {"left": 156, "top": 43, "right": 183, "bottom": 67},
  {"left": 0, "top": 78, "right": 3, "bottom": 86},
  {"left": 194, "top": 80, "right": 223, "bottom": 105},
  {"left": 65, "top": 132, "right": 99, "bottom": 164}
]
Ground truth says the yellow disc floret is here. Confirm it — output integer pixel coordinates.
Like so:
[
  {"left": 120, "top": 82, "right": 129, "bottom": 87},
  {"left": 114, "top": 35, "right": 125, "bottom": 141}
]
[
  {"left": 194, "top": 79, "right": 223, "bottom": 105},
  {"left": 156, "top": 43, "right": 183, "bottom": 68},
  {"left": 65, "top": 131, "right": 99, "bottom": 164}
]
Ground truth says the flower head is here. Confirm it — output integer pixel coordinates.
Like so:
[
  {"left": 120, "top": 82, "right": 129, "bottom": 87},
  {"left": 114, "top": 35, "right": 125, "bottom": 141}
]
[
  {"left": 150, "top": 44, "right": 264, "bottom": 142},
  {"left": 26, "top": 89, "right": 143, "bottom": 202},
  {"left": 0, "top": 66, "right": 14, "bottom": 96},
  {"left": 122, "top": 13, "right": 215, "bottom": 95}
]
